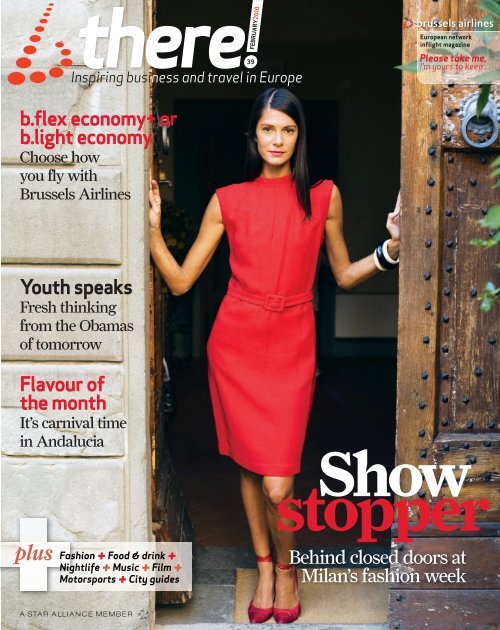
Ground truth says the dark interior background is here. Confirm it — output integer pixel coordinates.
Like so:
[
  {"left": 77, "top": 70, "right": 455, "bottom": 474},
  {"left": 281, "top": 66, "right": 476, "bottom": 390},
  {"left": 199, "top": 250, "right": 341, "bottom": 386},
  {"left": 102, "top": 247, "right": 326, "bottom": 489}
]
[{"left": 155, "top": 0, "right": 402, "bottom": 547}]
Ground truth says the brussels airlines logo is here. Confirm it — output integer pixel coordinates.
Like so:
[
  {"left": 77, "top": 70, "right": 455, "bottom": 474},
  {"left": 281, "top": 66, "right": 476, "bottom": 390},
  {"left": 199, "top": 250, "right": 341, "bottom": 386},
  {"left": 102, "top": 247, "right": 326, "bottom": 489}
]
[
  {"left": 80, "top": 3, "right": 264, "bottom": 71},
  {"left": 7, "top": 1, "right": 73, "bottom": 85}
]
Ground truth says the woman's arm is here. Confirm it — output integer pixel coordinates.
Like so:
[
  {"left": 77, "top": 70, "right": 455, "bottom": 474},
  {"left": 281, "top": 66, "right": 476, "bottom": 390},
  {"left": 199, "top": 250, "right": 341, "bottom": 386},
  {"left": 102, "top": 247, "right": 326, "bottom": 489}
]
[
  {"left": 324, "top": 185, "right": 400, "bottom": 290},
  {"left": 149, "top": 180, "right": 225, "bottom": 295}
]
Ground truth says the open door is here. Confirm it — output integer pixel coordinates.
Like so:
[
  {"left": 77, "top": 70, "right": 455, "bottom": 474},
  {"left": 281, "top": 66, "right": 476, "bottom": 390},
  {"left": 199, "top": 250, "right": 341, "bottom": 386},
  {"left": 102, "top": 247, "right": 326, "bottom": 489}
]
[
  {"left": 147, "top": 0, "right": 193, "bottom": 607},
  {"left": 392, "top": 0, "right": 499, "bottom": 627}
]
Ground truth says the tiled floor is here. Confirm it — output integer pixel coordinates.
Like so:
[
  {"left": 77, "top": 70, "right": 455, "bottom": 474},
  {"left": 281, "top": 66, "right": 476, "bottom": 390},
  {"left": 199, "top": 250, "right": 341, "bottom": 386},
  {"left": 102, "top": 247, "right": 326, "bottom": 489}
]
[{"left": 166, "top": 356, "right": 397, "bottom": 548}]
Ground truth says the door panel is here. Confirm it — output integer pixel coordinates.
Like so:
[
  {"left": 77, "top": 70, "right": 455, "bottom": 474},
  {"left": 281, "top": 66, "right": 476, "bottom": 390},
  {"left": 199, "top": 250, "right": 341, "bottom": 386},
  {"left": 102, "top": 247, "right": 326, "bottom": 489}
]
[
  {"left": 392, "top": 0, "right": 499, "bottom": 627},
  {"left": 148, "top": 0, "right": 193, "bottom": 607},
  {"left": 430, "top": 152, "right": 500, "bottom": 519},
  {"left": 439, "top": 153, "right": 498, "bottom": 433},
  {"left": 397, "top": 4, "right": 499, "bottom": 509}
]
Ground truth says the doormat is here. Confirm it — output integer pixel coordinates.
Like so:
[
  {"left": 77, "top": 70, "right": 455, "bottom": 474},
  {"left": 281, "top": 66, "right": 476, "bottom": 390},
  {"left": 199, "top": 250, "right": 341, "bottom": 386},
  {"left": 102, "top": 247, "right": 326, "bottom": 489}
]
[{"left": 234, "top": 568, "right": 388, "bottom": 624}]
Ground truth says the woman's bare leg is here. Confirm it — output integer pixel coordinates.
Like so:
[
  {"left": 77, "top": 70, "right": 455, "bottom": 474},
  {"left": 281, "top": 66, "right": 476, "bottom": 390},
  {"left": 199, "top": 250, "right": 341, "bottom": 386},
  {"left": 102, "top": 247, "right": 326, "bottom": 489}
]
[
  {"left": 240, "top": 467, "right": 274, "bottom": 608},
  {"left": 262, "top": 475, "right": 298, "bottom": 610}
]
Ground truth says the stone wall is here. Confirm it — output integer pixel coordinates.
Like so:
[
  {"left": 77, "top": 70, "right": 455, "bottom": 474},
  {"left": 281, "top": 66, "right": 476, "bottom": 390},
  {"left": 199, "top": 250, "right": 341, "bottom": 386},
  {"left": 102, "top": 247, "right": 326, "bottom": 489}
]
[{"left": 1, "top": 0, "right": 154, "bottom": 627}]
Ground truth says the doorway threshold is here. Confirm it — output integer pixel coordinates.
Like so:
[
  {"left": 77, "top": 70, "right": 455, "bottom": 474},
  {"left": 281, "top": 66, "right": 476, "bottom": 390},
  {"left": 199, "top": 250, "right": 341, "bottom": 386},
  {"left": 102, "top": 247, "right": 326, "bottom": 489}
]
[
  {"left": 155, "top": 546, "right": 388, "bottom": 628},
  {"left": 156, "top": 624, "right": 387, "bottom": 629}
]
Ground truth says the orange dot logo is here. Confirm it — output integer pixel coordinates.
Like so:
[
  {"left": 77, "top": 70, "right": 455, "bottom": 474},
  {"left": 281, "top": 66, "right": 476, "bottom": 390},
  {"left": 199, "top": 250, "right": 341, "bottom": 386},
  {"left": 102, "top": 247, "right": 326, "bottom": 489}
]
[
  {"left": 30, "top": 71, "right": 46, "bottom": 83},
  {"left": 7, "top": 1, "right": 73, "bottom": 86},
  {"left": 8, "top": 72, "right": 26, "bottom": 85}
]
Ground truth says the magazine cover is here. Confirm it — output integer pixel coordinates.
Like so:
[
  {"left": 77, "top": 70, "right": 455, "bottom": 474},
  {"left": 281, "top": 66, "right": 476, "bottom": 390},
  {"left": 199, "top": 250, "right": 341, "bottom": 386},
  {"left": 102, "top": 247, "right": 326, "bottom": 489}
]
[{"left": 1, "top": 0, "right": 499, "bottom": 628}]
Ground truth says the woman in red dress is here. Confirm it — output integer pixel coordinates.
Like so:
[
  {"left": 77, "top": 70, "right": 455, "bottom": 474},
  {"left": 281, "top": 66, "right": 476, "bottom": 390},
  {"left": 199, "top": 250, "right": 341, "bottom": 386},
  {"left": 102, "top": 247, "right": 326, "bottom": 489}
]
[{"left": 149, "top": 88, "right": 401, "bottom": 623}]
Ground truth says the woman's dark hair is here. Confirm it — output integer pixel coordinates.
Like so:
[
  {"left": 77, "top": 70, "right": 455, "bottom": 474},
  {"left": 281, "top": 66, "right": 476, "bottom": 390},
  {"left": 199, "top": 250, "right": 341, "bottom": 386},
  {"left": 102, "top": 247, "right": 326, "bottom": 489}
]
[{"left": 244, "top": 88, "right": 312, "bottom": 219}]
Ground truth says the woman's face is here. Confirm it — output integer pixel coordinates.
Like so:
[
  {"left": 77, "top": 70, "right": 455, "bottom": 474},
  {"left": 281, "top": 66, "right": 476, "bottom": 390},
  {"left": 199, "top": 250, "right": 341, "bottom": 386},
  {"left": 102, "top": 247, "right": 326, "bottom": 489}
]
[{"left": 255, "top": 107, "right": 299, "bottom": 168}]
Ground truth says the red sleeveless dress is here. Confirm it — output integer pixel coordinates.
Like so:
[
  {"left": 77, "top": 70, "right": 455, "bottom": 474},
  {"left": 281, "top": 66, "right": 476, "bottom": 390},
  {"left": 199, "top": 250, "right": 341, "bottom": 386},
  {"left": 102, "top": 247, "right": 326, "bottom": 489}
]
[{"left": 207, "top": 173, "right": 334, "bottom": 475}]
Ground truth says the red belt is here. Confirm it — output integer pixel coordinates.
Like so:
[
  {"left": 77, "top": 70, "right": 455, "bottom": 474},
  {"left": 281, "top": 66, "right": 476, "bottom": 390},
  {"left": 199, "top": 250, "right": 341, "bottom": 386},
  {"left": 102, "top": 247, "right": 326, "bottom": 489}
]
[{"left": 226, "top": 287, "right": 313, "bottom": 312}]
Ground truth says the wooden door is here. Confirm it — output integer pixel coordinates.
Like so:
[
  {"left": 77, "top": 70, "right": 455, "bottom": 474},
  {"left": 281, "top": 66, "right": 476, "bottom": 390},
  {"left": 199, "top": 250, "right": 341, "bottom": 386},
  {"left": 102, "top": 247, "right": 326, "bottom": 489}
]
[
  {"left": 392, "top": 0, "right": 499, "bottom": 627},
  {"left": 148, "top": 0, "right": 193, "bottom": 607}
]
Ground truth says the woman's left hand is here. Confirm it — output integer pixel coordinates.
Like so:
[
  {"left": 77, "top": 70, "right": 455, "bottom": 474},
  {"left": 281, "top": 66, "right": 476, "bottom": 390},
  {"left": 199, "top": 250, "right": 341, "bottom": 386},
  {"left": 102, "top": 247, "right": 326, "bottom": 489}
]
[{"left": 386, "top": 189, "right": 401, "bottom": 242}]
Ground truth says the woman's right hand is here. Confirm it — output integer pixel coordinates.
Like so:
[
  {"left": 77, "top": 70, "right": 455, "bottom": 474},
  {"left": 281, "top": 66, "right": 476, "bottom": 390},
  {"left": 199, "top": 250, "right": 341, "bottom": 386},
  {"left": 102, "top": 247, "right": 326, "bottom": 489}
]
[{"left": 149, "top": 179, "right": 162, "bottom": 231}]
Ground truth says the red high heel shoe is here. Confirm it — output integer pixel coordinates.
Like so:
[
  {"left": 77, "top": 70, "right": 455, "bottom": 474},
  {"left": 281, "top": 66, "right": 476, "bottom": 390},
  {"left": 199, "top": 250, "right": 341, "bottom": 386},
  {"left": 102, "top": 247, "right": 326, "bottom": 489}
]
[
  {"left": 273, "top": 561, "right": 301, "bottom": 624},
  {"left": 248, "top": 552, "right": 274, "bottom": 624}
]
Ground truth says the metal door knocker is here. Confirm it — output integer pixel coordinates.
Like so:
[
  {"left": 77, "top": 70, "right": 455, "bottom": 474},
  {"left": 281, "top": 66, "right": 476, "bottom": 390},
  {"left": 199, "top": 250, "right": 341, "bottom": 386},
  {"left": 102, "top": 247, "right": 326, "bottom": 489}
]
[{"left": 458, "top": 90, "right": 499, "bottom": 148}]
